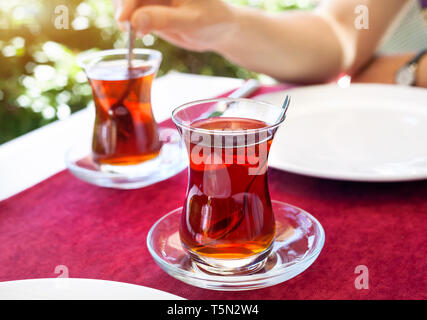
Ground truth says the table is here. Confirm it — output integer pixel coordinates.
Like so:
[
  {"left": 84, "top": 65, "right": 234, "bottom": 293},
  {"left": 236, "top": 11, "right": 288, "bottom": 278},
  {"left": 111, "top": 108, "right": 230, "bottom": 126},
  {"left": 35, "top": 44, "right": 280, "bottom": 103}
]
[{"left": 0, "top": 73, "right": 426, "bottom": 300}]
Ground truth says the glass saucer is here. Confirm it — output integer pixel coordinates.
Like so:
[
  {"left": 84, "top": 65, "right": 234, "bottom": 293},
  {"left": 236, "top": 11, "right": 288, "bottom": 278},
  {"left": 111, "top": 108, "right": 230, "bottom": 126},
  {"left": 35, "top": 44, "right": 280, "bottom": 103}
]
[
  {"left": 65, "top": 128, "right": 187, "bottom": 189},
  {"left": 147, "top": 200, "right": 325, "bottom": 291}
]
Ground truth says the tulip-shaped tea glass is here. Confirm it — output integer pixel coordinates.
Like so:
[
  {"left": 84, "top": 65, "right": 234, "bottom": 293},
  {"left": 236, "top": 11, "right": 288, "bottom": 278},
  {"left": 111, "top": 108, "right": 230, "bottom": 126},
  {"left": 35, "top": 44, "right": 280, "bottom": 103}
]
[
  {"left": 147, "top": 98, "right": 325, "bottom": 290},
  {"left": 66, "top": 49, "right": 186, "bottom": 189},
  {"left": 174, "top": 99, "right": 282, "bottom": 274}
]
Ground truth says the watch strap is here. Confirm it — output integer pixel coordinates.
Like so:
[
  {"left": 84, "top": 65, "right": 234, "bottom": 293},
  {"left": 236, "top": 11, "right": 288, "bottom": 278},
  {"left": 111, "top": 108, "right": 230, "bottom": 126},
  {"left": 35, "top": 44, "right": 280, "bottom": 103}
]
[{"left": 406, "top": 49, "right": 427, "bottom": 67}]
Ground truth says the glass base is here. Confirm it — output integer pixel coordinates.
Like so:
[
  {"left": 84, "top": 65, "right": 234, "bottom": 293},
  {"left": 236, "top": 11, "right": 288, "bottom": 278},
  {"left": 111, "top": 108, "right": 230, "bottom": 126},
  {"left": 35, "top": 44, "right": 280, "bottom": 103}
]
[
  {"left": 147, "top": 200, "right": 325, "bottom": 291},
  {"left": 65, "top": 128, "right": 187, "bottom": 189},
  {"left": 186, "top": 242, "right": 273, "bottom": 276}
]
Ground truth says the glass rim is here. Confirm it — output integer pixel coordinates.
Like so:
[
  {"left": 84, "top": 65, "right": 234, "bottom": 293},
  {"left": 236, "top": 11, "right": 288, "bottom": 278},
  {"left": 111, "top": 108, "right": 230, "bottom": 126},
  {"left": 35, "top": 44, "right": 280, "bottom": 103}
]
[
  {"left": 171, "top": 97, "right": 286, "bottom": 135},
  {"left": 76, "top": 48, "right": 162, "bottom": 70}
]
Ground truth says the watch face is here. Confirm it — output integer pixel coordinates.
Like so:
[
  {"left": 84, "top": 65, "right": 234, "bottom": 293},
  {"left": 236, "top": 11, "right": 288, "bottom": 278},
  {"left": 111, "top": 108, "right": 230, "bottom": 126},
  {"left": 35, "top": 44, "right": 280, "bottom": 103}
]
[{"left": 396, "top": 65, "right": 416, "bottom": 86}]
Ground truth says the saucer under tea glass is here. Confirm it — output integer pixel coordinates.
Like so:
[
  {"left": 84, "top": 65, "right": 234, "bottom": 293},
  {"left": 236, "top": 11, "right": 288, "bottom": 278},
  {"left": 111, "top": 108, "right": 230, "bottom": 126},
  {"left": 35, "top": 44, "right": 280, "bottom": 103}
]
[{"left": 147, "top": 98, "right": 325, "bottom": 290}]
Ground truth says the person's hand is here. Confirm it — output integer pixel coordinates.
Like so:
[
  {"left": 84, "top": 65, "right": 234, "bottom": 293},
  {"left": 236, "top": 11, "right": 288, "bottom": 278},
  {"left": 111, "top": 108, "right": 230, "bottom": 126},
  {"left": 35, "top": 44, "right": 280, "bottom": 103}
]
[{"left": 113, "top": 0, "right": 236, "bottom": 52}]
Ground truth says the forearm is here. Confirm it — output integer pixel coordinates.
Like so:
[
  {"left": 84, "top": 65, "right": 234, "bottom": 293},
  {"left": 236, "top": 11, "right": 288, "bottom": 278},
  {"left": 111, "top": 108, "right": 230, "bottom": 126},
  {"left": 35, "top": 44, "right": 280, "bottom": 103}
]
[
  {"left": 417, "top": 55, "right": 427, "bottom": 88},
  {"left": 119, "top": 0, "right": 410, "bottom": 83},
  {"left": 215, "top": 6, "right": 344, "bottom": 83},
  {"left": 352, "top": 53, "right": 427, "bottom": 88}
]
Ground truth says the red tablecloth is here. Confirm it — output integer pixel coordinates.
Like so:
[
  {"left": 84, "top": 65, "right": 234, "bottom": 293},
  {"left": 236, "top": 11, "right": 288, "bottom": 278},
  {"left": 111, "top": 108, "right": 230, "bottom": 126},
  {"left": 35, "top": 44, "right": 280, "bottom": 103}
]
[{"left": 0, "top": 85, "right": 426, "bottom": 300}]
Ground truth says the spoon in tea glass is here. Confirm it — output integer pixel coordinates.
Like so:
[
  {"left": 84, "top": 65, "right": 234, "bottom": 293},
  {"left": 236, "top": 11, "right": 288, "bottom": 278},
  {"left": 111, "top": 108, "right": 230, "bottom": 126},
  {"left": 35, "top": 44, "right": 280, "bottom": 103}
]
[{"left": 127, "top": 21, "right": 135, "bottom": 69}]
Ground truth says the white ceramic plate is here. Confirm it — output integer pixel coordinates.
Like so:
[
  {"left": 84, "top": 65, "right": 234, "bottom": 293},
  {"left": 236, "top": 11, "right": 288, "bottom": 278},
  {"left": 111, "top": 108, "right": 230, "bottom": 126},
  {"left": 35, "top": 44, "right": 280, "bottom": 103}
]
[
  {"left": 255, "top": 84, "right": 427, "bottom": 182},
  {"left": 0, "top": 278, "right": 184, "bottom": 300}
]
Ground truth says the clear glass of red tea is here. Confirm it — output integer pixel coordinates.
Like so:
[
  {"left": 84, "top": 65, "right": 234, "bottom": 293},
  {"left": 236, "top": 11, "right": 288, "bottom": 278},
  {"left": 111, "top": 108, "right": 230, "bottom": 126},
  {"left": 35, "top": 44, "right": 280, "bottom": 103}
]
[
  {"left": 172, "top": 98, "right": 285, "bottom": 275},
  {"left": 78, "top": 49, "right": 162, "bottom": 171}
]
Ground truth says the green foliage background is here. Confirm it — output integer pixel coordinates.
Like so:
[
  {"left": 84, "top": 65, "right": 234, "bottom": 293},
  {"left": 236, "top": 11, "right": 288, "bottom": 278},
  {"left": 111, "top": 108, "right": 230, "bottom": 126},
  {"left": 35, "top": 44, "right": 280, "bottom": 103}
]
[{"left": 0, "top": 0, "right": 313, "bottom": 144}]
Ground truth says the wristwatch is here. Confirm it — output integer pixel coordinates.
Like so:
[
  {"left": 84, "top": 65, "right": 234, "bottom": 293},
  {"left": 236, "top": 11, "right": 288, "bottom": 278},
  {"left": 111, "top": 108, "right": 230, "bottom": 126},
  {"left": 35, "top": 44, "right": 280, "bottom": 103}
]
[{"left": 395, "top": 49, "right": 427, "bottom": 86}]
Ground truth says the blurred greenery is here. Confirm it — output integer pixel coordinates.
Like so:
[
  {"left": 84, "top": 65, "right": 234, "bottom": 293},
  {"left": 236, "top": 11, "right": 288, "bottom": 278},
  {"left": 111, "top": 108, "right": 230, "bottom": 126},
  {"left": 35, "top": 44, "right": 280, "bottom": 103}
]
[{"left": 0, "top": 0, "right": 313, "bottom": 144}]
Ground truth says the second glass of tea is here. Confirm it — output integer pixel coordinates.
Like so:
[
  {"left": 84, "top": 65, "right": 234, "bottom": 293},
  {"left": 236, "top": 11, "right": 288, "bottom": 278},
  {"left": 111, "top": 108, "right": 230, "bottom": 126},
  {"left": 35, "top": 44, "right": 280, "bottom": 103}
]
[
  {"left": 78, "top": 49, "right": 163, "bottom": 173},
  {"left": 172, "top": 98, "right": 285, "bottom": 275}
]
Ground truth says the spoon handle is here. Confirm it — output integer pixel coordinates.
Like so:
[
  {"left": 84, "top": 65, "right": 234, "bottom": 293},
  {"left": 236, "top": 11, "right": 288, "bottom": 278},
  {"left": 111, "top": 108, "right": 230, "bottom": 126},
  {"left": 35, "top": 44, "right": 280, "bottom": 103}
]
[{"left": 127, "top": 22, "right": 135, "bottom": 69}]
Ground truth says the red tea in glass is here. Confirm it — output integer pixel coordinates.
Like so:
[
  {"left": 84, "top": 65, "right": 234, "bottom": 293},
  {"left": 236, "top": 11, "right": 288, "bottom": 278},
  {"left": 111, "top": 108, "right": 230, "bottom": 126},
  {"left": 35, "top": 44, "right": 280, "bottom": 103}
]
[
  {"left": 79, "top": 49, "right": 162, "bottom": 167},
  {"left": 172, "top": 99, "right": 285, "bottom": 274}
]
